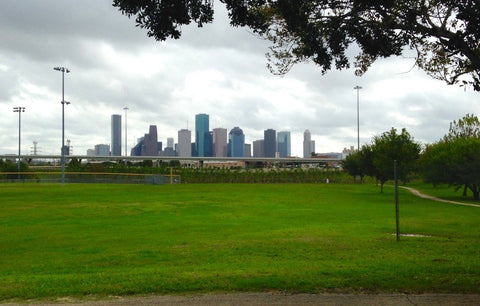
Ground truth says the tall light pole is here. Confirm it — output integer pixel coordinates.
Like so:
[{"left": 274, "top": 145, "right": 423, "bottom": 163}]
[
  {"left": 354, "top": 85, "right": 362, "bottom": 152},
  {"left": 123, "top": 106, "right": 129, "bottom": 156},
  {"left": 13, "top": 107, "right": 25, "bottom": 179},
  {"left": 54, "top": 66, "right": 70, "bottom": 184}
]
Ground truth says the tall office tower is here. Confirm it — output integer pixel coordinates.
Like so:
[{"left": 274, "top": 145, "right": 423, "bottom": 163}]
[
  {"left": 264, "top": 129, "right": 277, "bottom": 158},
  {"left": 206, "top": 131, "right": 213, "bottom": 157},
  {"left": 228, "top": 127, "right": 245, "bottom": 157},
  {"left": 277, "top": 131, "right": 291, "bottom": 157},
  {"left": 131, "top": 137, "right": 144, "bottom": 156},
  {"left": 143, "top": 125, "right": 159, "bottom": 156},
  {"left": 212, "top": 128, "right": 228, "bottom": 157},
  {"left": 111, "top": 114, "right": 121, "bottom": 156},
  {"left": 167, "top": 137, "right": 174, "bottom": 148},
  {"left": 177, "top": 129, "right": 192, "bottom": 157},
  {"left": 244, "top": 143, "right": 252, "bottom": 157},
  {"left": 253, "top": 139, "right": 265, "bottom": 157},
  {"left": 311, "top": 140, "right": 316, "bottom": 155},
  {"left": 303, "top": 129, "right": 312, "bottom": 158},
  {"left": 195, "top": 113, "right": 210, "bottom": 157}
]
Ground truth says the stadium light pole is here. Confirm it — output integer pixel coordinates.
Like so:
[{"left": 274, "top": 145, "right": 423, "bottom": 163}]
[
  {"left": 54, "top": 66, "right": 70, "bottom": 184},
  {"left": 13, "top": 107, "right": 25, "bottom": 179},
  {"left": 354, "top": 85, "right": 362, "bottom": 152},
  {"left": 123, "top": 106, "right": 129, "bottom": 156}
]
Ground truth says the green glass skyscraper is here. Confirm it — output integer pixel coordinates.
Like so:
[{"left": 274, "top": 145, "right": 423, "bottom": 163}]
[{"left": 195, "top": 113, "right": 210, "bottom": 157}]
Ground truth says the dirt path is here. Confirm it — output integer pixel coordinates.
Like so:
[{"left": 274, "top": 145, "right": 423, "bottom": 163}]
[
  {"left": 6, "top": 293, "right": 480, "bottom": 305},
  {"left": 400, "top": 186, "right": 480, "bottom": 208}
]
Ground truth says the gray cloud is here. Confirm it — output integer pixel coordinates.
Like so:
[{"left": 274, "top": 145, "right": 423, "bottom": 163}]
[{"left": 1, "top": 1, "right": 479, "bottom": 157}]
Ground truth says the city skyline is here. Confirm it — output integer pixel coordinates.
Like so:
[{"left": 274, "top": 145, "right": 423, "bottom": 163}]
[
  {"left": 1, "top": 1, "right": 479, "bottom": 158},
  {"left": 58, "top": 112, "right": 318, "bottom": 158},
  {"left": 125, "top": 114, "right": 301, "bottom": 158}
]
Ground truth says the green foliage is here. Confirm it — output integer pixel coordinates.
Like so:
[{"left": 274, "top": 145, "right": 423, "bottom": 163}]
[
  {"left": 67, "top": 158, "right": 82, "bottom": 171},
  {"left": 342, "top": 145, "right": 375, "bottom": 183},
  {"left": 419, "top": 114, "right": 480, "bottom": 200},
  {"left": 444, "top": 113, "right": 480, "bottom": 141},
  {"left": 112, "top": 0, "right": 214, "bottom": 40},
  {"left": 419, "top": 137, "right": 480, "bottom": 200},
  {"left": 0, "top": 160, "right": 19, "bottom": 172},
  {"left": 342, "top": 153, "right": 361, "bottom": 181},
  {"left": 343, "top": 128, "right": 420, "bottom": 192},
  {"left": 113, "top": 0, "right": 480, "bottom": 90},
  {"left": 178, "top": 167, "right": 350, "bottom": 184},
  {"left": 372, "top": 128, "right": 421, "bottom": 191},
  {"left": 1, "top": 183, "right": 479, "bottom": 300},
  {"left": 0, "top": 160, "right": 29, "bottom": 180}
]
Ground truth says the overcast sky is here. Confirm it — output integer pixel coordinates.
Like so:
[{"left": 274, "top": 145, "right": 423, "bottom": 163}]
[{"left": 1, "top": 1, "right": 478, "bottom": 157}]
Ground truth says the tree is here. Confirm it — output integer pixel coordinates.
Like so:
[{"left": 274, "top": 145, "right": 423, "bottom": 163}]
[
  {"left": 444, "top": 113, "right": 480, "bottom": 141},
  {"left": 342, "top": 152, "right": 362, "bottom": 182},
  {"left": 342, "top": 144, "right": 375, "bottom": 183},
  {"left": 371, "top": 128, "right": 420, "bottom": 192},
  {"left": 420, "top": 137, "right": 480, "bottom": 200},
  {"left": 420, "top": 114, "right": 480, "bottom": 200},
  {"left": 113, "top": 0, "right": 480, "bottom": 90}
]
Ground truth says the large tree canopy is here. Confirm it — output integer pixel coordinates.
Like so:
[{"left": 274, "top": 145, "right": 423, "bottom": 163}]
[
  {"left": 113, "top": 0, "right": 480, "bottom": 90},
  {"left": 420, "top": 114, "right": 480, "bottom": 200}
]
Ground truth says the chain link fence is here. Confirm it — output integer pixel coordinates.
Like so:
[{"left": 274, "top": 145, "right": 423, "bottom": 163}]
[{"left": 0, "top": 172, "right": 181, "bottom": 185}]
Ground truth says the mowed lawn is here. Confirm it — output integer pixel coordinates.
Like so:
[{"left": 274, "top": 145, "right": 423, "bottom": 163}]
[{"left": 0, "top": 183, "right": 479, "bottom": 300}]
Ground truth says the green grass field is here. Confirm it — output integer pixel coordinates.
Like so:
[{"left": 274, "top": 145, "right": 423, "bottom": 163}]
[{"left": 0, "top": 183, "right": 479, "bottom": 301}]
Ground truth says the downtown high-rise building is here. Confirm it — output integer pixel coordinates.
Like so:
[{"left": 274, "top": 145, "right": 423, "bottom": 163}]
[
  {"left": 228, "top": 127, "right": 245, "bottom": 157},
  {"left": 94, "top": 144, "right": 110, "bottom": 156},
  {"left": 167, "top": 137, "right": 174, "bottom": 148},
  {"left": 143, "top": 125, "right": 159, "bottom": 156},
  {"left": 253, "top": 139, "right": 265, "bottom": 157},
  {"left": 212, "top": 128, "right": 227, "bottom": 157},
  {"left": 111, "top": 114, "right": 121, "bottom": 156},
  {"left": 277, "top": 131, "right": 291, "bottom": 157},
  {"left": 303, "top": 129, "right": 312, "bottom": 158},
  {"left": 264, "top": 129, "right": 277, "bottom": 158},
  {"left": 195, "top": 114, "right": 210, "bottom": 157},
  {"left": 177, "top": 129, "right": 192, "bottom": 157},
  {"left": 244, "top": 143, "right": 252, "bottom": 157}
]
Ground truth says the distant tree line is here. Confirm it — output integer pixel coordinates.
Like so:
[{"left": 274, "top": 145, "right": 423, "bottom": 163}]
[{"left": 343, "top": 114, "right": 480, "bottom": 200}]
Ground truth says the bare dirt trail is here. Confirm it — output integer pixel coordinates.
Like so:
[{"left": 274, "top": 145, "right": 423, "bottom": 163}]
[{"left": 400, "top": 186, "right": 480, "bottom": 208}]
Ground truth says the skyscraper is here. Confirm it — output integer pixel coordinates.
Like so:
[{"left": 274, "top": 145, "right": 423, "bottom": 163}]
[
  {"left": 253, "top": 139, "right": 265, "bottom": 157},
  {"left": 277, "top": 131, "right": 291, "bottom": 157},
  {"left": 177, "top": 129, "right": 192, "bottom": 157},
  {"left": 303, "top": 129, "right": 312, "bottom": 158},
  {"left": 228, "top": 127, "right": 245, "bottom": 157},
  {"left": 244, "top": 143, "right": 252, "bottom": 157},
  {"left": 195, "top": 114, "right": 210, "bottom": 157},
  {"left": 212, "top": 128, "right": 227, "bottom": 157},
  {"left": 143, "top": 125, "right": 158, "bottom": 156},
  {"left": 111, "top": 114, "right": 121, "bottom": 156},
  {"left": 167, "top": 137, "right": 174, "bottom": 148},
  {"left": 264, "top": 129, "right": 277, "bottom": 158}
]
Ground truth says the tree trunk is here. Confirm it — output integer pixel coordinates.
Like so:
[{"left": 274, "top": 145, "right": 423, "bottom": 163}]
[
  {"left": 380, "top": 181, "right": 384, "bottom": 193},
  {"left": 463, "top": 184, "right": 468, "bottom": 197},
  {"left": 471, "top": 184, "right": 479, "bottom": 201}
]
